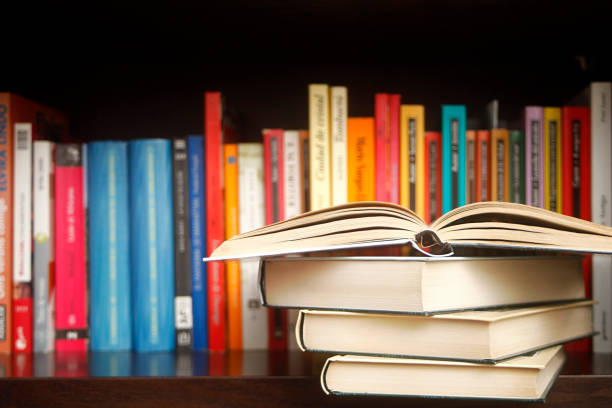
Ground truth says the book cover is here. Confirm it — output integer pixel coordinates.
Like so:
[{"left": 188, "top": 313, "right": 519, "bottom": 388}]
[
  {"left": 224, "top": 143, "right": 241, "bottom": 350},
  {"left": 400, "top": 105, "right": 425, "bottom": 216},
  {"left": 442, "top": 105, "right": 466, "bottom": 213},
  {"left": 33, "top": 141, "right": 55, "bottom": 352},
  {"left": 330, "top": 86, "right": 348, "bottom": 206},
  {"left": 129, "top": 139, "right": 175, "bottom": 352},
  {"left": 509, "top": 130, "right": 525, "bottom": 204},
  {"left": 12, "top": 123, "right": 32, "bottom": 353},
  {"left": 347, "top": 118, "right": 375, "bottom": 202},
  {"left": 187, "top": 135, "right": 207, "bottom": 350},
  {"left": 204, "top": 92, "right": 226, "bottom": 351},
  {"left": 424, "top": 131, "right": 442, "bottom": 224},
  {"left": 475, "top": 130, "right": 490, "bottom": 202},
  {"left": 525, "top": 106, "right": 545, "bottom": 207},
  {"left": 544, "top": 107, "right": 562, "bottom": 213},
  {"left": 375, "top": 94, "right": 401, "bottom": 204},
  {"left": 465, "top": 130, "right": 476, "bottom": 204},
  {"left": 237, "top": 143, "right": 268, "bottom": 350},
  {"left": 491, "top": 129, "right": 510, "bottom": 202},
  {"left": 308, "top": 84, "right": 331, "bottom": 211},
  {"left": 299, "top": 130, "right": 310, "bottom": 213},
  {"left": 55, "top": 144, "right": 88, "bottom": 351},
  {"left": 172, "top": 138, "right": 193, "bottom": 350},
  {"left": 88, "top": 141, "right": 132, "bottom": 351}
]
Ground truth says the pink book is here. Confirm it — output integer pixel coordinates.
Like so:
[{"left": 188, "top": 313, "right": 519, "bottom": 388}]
[
  {"left": 54, "top": 144, "right": 88, "bottom": 351},
  {"left": 375, "top": 93, "right": 389, "bottom": 202},
  {"left": 525, "top": 106, "right": 545, "bottom": 207},
  {"left": 388, "top": 94, "right": 401, "bottom": 204}
]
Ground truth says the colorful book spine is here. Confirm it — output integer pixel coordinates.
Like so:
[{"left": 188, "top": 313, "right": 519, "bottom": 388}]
[
  {"left": 424, "top": 131, "right": 442, "bottom": 224},
  {"left": 375, "top": 94, "right": 401, "bottom": 204},
  {"left": 544, "top": 107, "right": 562, "bottom": 212},
  {"left": 13, "top": 123, "right": 32, "bottom": 353},
  {"left": 172, "top": 138, "right": 193, "bottom": 350},
  {"left": 347, "top": 118, "right": 375, "bottom": 202},
  {"left": 400, "top": 105, "right": 425, "bottom": 216},
  {"left": 308, "top": 84, "right": 331, "bottom": 211},
  {"left": 204, "top": 92, "right": 226, "bottom": 351},
  {"left": 525, "top": 106, "right": 545, "bottom": 207},
  {"left": 88, "top": 141, "right": 131, "bottom": 351},
  {"left": 299, "top": 131, "right": 310, "bottom": 213},
  {"left": 509, "top": 130, "right": 525, "bottom": 204},
  {"left": 330, "top": 86, "right": 348, "bottom": 206},
  {"left": 33, "top": 141, "right": 55, "bottom": 352},
  {"left": 129, "top": 139, "right": 175, "bottom": 352},
  {"left": 55, "top": 144, "right": 88, "bottom": 351},
  {"left": 465, "top": 130, "right": 477, "bottom": 204},
  {"left": 441, "top": 105, "right": 466, "bottom": 213},
  {"left": 187, "top": 135, "right": 207, "bottom": 350},
  {"left": 475, "top": 130, "right": 490, "bottom": 202},
  {"left": 237, "top": 143, "right": 267, "bottom": 350},
  {"left": 490, "top": 129, "right": 510, "bottom": 202},
  {"left": 224, "top": 143, "right": 241, "bottom": 350},
  {"left": 0, "top": 96, "right": 12, "bottom": 354}
]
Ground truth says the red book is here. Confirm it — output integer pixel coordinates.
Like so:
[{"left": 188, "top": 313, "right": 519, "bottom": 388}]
[
  {"left": 475, "top": 130, "right": 491, "bottom": 202},
  {"left": 562, "top": 106, "right": 591, "bottom": 353},
  {"left": 424, "top": 132, "right": 442, "bottom": 224},
  {"left": 205, "top": 92, "right": 227, "bottom": 351},
  {"left": 375, "top": 93, "right": 401, "bottom": 203},
  {"left": 263, "top": 129, "right": 288, "bottom": 350},
  {"left": 388, "top": 94, "right": 401, "bottom": 204},
  {"left": 54, "top": 144, "right": 88, "bottom": 351}
]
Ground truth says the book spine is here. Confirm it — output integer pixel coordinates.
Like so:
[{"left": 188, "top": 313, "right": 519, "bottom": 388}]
[
  {"left": 237, "top": 143, "right": 267, "bottom": 350},
  {"left": 88, "top": 142, "right": 131, "bottom": 351},
  {"left": 129, "top": 139, "right": 175, "bottom": 352},
  {"left": 475, "top": 130, "right": 490, "bottom": 202},
  {"left": 33, "top": 141, "right": 55, "bottom": 352},
  {"left": 509, "top": 130, "right": 525, "bottom": 204},
  {"left": 441, "top": 105, "right": 466, "bottom": 213},
  {"left": 525, "top": 106, "right": 545, "bottom": 207},
  {"left": 13, "top": 123, "right": 32, "bottom": 353},
  {"left": 187, "top": 135, "right": 207, "bottom": 350},
  {"left": 490, "top": 129, "right": 509, "bottom": 201},
  {"left": 388, "top": 94, "right": 401, "bottom": 204},
  {"left": 330, "top": 86, "right": 348, "bottom": 206},
  {"left": 54, "top": 144, "right": 88, "bottom": 351},
  {"left": 375, "top": 93, "right": 389, "bottom": 202},
  {"left": 172, "top": 138, "right": 193, "bottom": 350},
  {"left": 308, "top": 84, "right": 331, "bottom": 211},
  {"left": 590, "top": 82, "right": 612, "bottom": 353},
  {"left": 347, "top": 118, "right": 375, "bottom": 202},
  {"left": 299, "top": 131, "right": 310, "bottom": 213},
  {"left": 224, "top": 143, "right": 241, "bottom": 350},
  {"left": 204, "top": 92, "right": 226, "bottom": 351},
  {"left": 465, "top": 130, "right": 476, "bottom": 204},
  {"left": 284, "top": 131, "right": 302, "bottom": 219},
  {"left": 0, "top": 95, "right": 12, "bottom": 354},
  {"left": 424, "top": 131, "right": 442, "bottom": 224},
  {"left": 544, "top": 107, "right": 562, "bottom": 212},
  {"left": 400, "top": 106, "right": 425, "bottom": 216}
]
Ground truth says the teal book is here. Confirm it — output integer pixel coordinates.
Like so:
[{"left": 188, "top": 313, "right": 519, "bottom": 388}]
[
  {"left": 509, "top": 130, "right": 526, "bottom": 204},
  {"left": 442, "top": 105, "right": 466, "bottom": 213}
]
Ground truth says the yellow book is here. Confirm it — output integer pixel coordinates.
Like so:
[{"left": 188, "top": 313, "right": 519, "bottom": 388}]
[
  {"left": 490, "top": 129, "right": 510, "bottom": 202},
  {"left": 309, "top": 84, "right": 331, "bottom": 210},
  {"left": 400, "top": 105, "right": 425, "bottom": 218},
  {"left": 330, "top": 86, "right": 348, "bottom": 206},
  {"left": 544, "top": 107, "right": 562, "bottom": 213}
]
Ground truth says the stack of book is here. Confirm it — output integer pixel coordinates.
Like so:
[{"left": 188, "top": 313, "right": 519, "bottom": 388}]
[{"left": 205, "top": 201, "right": 612, "bottom": 401}]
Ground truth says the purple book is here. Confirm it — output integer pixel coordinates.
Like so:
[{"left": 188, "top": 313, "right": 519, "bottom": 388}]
[{"left": 525, "top": 106, "right": 545, "bottom": 207}]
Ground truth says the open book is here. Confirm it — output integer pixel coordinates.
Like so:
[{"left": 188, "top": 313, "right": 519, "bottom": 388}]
[{"left": 205, "top": 201, "right": 612, "bottom": 260}]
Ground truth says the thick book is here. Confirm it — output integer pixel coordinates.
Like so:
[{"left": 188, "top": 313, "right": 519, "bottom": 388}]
[
  {"left": 129, "top": 139, "right": 175, "bottom": 352},
  {"left": 424, "top": 131, "right": 442, "bottom": 223},
  {"left": 375, "top": 93, "right": 401, "bottom": 204},
  {"left": 490, "top": 129, "right": 509, "bottom": 202},
  {"left": 172, "top": 138, "right": 193, "bottom": 350},
  {"left": 475, "top": 130, "right": 490, "bottom": 202},
  {"left": 258, "top": 256, "right": 585, "bottom": 314},
  {"left": 33, "top": 141, "right": 55, "bottom": 353},
  {"left": 187, "top": 135, "right": 207, "bottom": 350},
  {"left": 347, "top": 118, "right": 375, "bottom": 202},
  {"left": 441, "top": 105, "right": 466, "bottom": 213},
  {"left": 509, "top": 130, "right": 525, "bottom": 204},
  {"left": 330, "top": 86, "right": 348, "bottom": 206},
  {"left": 321, "top": 345, "right": 565, "bottom": 401},
  {"left": 544, "top": 107, "right": 562, "bottom": 213},
  {"left": 55, "top": 144, "right": 88, "bottom": 351},
  {"left": 525, "top": 106, "right": 545, "bottom": 208},
  {"left": 465, "top": 130, "right": 476, "bottom": 204},
  {"left": 400, "top": 105, "right": 425, "bottom": 216},
  {"left": 88, "top": 141, "right": 132, "bottom": 351},
  {"left": 308, "top": 84, "right": 331, "bottom": 211},
  {"left": 298, "top": 300, "right": 594, "bottom": 363}
]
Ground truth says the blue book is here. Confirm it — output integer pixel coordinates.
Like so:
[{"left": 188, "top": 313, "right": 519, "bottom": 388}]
[
  {"left": 129, "top": 139, "right": 175, "bottom": 352},
  {"left": 187, "top": 135, "right": 208, "bottom": 350},
  {"left": 88, "top": 142, "right": 132, "bottom": 351},
  {"left": 442, "top": 105, "right": 467, "bottom": 214}
]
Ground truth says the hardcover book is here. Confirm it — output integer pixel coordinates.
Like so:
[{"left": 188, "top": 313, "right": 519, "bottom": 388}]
[
  {"left": 441, "top": 105, "right": 466, "bottom": 213},
  {"left": 347, "top": 118, "right": 375, "bottom": 202},
  {"left": 490, "top": 129, "right": 509, "bottom": 202},
  {"left": 475, "top": 130, "right": 490, "bottom": 202},
  {"left": 400, "top": 105, "right": 425, "bottom": 216},
  {"left": 308, "top": 84, "right": 331, "bottom": 211},
  {"left": 465, "top": 130, "right": 476, "bottom": 204},
  {"left": 544, "top": 107, "right": 562, "bottom": 213},
  {"left": 375, "top": 93, "right": 401, "bottom": 204},
  {"left": 525, "top": 106, "right": 545, "bottom": 207},
  {"left": 330, "top": 86, "right": 348, "bottom": 206},
  {"left": 424, "top": 132, "right": 442, "bottom": 223},
  {"left": 509, "top": 130, "right": 525, "bottom": 204}
]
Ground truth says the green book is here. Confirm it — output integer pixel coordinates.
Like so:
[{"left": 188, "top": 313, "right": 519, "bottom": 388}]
[{"left": 509, "top": 130, "right": 525, "bottom": 203}]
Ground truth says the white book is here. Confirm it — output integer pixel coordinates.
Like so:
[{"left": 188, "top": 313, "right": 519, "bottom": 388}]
[
  {"left": 591, "top": 81, "right": 612, "bottom": 352},
  {"left": 308, "top": 84, "right": 331, "bottom": 210},
  {"left": 330, "top": 86, "right": 348, "bottom": 206},
  {"left": 238, "top": 143, "right": 268, "bottom": 349},
  {"left": 33, "top": 141, "right": 55, "bottom": 352}
]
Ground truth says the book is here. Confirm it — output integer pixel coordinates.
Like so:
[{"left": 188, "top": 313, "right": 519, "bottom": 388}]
[
  {"left": 375, "top": 93, "right": 401, "bottom": 204},
  {"left": 400, "top": 105, "right": 425, "bottom": 216},
  {"left": 509, "top": 130, "right": 525, "bottom": 204},
  {"left": 544, "top": 107, "right": 562, "bottom": 213},
  {"left": 258, "top": 256, "right": 585, "bottom": 314},
  {"left": 475, "top": 130, "right": 490, "bottom": 202},
  {"left": 465, "top": 130, "right": 476, "bottom": 204},
  {"left": 347, "top": 118, "right": 375, "bottom": 202},
  {"left": 298, "top": 130, "right": 310, "bottom": 213},
  {"left": 490, "top": 129, "right": 509, "bottom": 202},
  {"left": 487, "top": 99, "right": 499, "bottom": 129},
  {"left": 330, "top": 86, "right": 348, "bottom": 206},
  {"left": 321, "top": 345, "right": 565, "bottom": 401},
  {"left": 308, "top": 84, "right": 331, "bottom": 211},
  {"left": 87, "top": 141, "right": 132, "bottom": 351},
  {"left": 525, "top": 106, "right": 545, "bottom": 208},
  {"left": 32, "top": 141, "right": 55, "bottom": 353},
  {"left": 172, "top": 138, "right": 193, "bottom": 350},
  {"left": 298, "top": 300, "right": 593, "bottom": 363},
  {"left": 129, "top": 139, "right": 175, "bottom": 352},
  {"left": 55, "top": 144, "right": 88, "bottom": 351},
  {"left": 441, "top": 105, "right": 466, "bottom": 213},
  {"left": 237, "top": 143, "right": 267, "bottom": 349},
  {"left": 187, "top": 135, "right": 207, "bottom": 350},
  {"left": 424, "top": 131, "right": 442, "bottom": 223}
]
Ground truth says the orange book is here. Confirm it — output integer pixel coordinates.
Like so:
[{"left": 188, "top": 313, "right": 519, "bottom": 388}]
[
  {"left": 224, "top": 144, "right": 242, "bottom": 350},
  {"left": 347, "top": 118, "right": 375, "bottom": 202},
  {"left": 490, "top": 129, "right": 510, "bottom": 202},
  {"left": 465, "top": 130, "right": 477, "bottom": 204}
]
